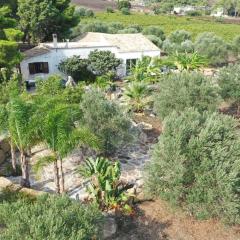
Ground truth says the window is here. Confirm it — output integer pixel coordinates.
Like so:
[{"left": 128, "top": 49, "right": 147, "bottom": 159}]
[
  {"left": 29, "top": 62, "right": 49, "bottom": 74},
  {"left": 126, "top": 59, "right": 137, "bottom": 75}
]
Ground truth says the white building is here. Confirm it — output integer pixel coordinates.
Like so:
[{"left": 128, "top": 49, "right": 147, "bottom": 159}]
[
  {"left": 20, "top": 32, "right": 160, "bottom": 83},
  {"left": 211, "top": 8, "right": 225, "bottom": 17},
  {"left": 172, "top": 6, "right": 196, "bottom": 15}
]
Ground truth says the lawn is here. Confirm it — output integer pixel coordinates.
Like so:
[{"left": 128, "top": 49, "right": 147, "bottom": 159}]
[{"left": 89, "top": 12, "right": 240, "bottom": 41}]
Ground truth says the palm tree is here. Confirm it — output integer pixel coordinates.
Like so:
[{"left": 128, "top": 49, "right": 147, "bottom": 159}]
[
  {"left": 8, "top": 97, "right": 38, "bottom": 187},
  {"left": 0, "top": 76, "right": 23, "bottom": 174},
  {"left": 34, "top": 100, "right": 99, "bottom": 194},
  {"left": 124, "top": 82, "right": 151, "bottom": 112}
]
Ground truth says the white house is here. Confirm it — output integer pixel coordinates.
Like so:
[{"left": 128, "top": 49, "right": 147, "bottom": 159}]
[
  {"left": 172, "top": 5, "right": 195, "bottom": 15},
  {"left": 211, "top": 8, "right": 225, "bottom": 17},
  {"left": 20, "top": 32, "right": 160, "bottom": 83}
]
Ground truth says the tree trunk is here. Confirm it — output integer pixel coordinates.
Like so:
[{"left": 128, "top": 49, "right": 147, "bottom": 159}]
[
  {"left": 237, "top": 104, "right": 240, "bottom": 117},
  {"left": 10, "top": 140, "right": 16, "bottom": 174},
  {"left": 59, "top": 158, "right": 65, "bottom": 194},
  {"left": 20, "top": 151, "right": 30, "bottom": 188},
  {"left": 54, "top": 160, "right": 60, "bottom": 194}
]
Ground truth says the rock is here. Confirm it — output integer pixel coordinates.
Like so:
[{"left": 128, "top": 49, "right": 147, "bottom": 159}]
[
  {"left": 0, "top": 149, "right": 5, "bottom": 165},
  {"left": 19, "top": 187, "right": 46, "bottom": 196},
  {"left": 103, "top": 215, "right": 117, "bottom": 239},
  {"left": 138, "top": 122, "right": 153, "bottom": 130},
  {"left": 0, "top": 139, "right": 11, "bottom": 154}
]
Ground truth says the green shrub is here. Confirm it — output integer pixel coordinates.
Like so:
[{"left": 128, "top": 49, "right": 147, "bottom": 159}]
[
  {"left": 195, "top": 32, "right": 229, "bottom": 65},
  {"left": 85, "top": 9, "right": 94, "bottom": 17},
  {"left": 145, "top": 108, "right": 240, "bottom": 224},
  {"left": 218, "top": 64, "right": 240, "bottom": 114},
  {"left": 106, "top": 7, "right": 114, "bottom": 13},
  {"left": 80, "top": 89, "right": 134, "bottom": 155},
  {"left": 35, "top": 75, "right": 64, "bottom": 96},
  {"left": 118, "top": 27, "right": 138, "bottom": 34},
  {"left": 153, "top": 72, "right": 220, "bottom": 120},
  {"left": 186, "top": 10, "right": 202, "bottom": 16},
  {"left": 146, "top": 35, "right": 162, "bottom": 48},
  {"left": 78, "top": 157, "right": 133, "bottom": 212},
  {"left": 0, "top": 194, "right": 103, "bottom": 239},
  {"left": 117, "top": 0, "right": 131, "bottom": 10},
  {"left": 58, "top": 55, "right": 95, "bottom": 82},
  {"left": 232, "top": 35, "right": 240, "bottom": 56},
  {"left": 121, "top": 7, "right": 130, "bottom": 15},
  {"left": 142, "top": 26, "right": 165, "bottom": 41},
  {"left": 162, "top": 30, "right": 193, "bottom": 54},
  {"left": 88, "top": 50, "right": 122, "bottom": 76}
]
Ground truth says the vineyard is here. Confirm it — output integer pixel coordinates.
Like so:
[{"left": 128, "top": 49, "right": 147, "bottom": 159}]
[{"left": 88, "top": 12, "right": 240, "bottom": 41}]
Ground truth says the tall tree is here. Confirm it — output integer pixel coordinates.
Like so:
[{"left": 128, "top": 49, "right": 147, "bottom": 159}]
[
  {"left": 17, "top": 0, "right": 80, "bottom": 43},
  {"left": 34, "top": 99, "right": 99, "bottom": 194},
  {"left": 8, "top": 97, "right": 38, "bottom": 187},
  {"left": 0, "top": 75, "right": 22, "bottom": 173}
]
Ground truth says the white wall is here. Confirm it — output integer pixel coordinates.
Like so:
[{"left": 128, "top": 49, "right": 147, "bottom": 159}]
[{"left": 20, "top": 46, "right": 160, "bottom": 81}]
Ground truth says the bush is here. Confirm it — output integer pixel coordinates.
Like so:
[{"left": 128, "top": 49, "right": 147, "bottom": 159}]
[
  {"left": 117, "top": 0, "right": 131, "bottom": 10},
  {"left": 58, "top": 55, "right": 95, "bottom": 82},
  {"left": 76, "top": 7, "right": 94, "bottom": 17},
  {"left": 142, "top": 26, "right": 165, "bottom": 41},
  {"left": 88, "top": 50, "right": 122, "bottom": 76},
  {"left": 195, "top": 32, "right": 229, "bottom": 65},
  {"left": 145, "top": 108, "right": 240, "bottom": 224},
  {"left": 162, "top": 30, "right": 193, "bottom": 54},
  {"left": 186, "top": 10, "right": 202, "bottom": 16},
  {"left": 218, "top": 64, "right": 240, "bottom": 113},
  {"left": 85, "top": 9, "right": 94, "bottom": 17},
  {"left": 121, "top": 7, "right": 130, "bottom": 15},
  {"left": 169, "top": 30, "right": 192, "bottom": 44},
  {"left": 118, "top": 27, "right": 138, "bottom": 34},
  {"left": 78, "top": 157, "right": 133, "bottom": 212},
  {"left": 35, "top": 75, "right": 64, "bottom": 96},
  {"left": 80, "top": 89, "right": 134, "bottom": 155},
  {"left": 106, "top": 7, "right": 114, "bottom": 13},
  {"left": 153, "top": 72, "right": 220, "bottom": 120},
  {"left": 146, "top": 35, "right": 162, "bottom": 48},
  {"left": 232, "top": 35, "right": 240, "bottom": 56},
  {"left": 0, "top": 194, "right": 103, "bottom": 239}
]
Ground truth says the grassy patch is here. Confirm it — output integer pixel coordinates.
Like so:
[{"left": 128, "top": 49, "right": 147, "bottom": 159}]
[{"left": 89, "top": 12, "right": 240, "bottom": 41}]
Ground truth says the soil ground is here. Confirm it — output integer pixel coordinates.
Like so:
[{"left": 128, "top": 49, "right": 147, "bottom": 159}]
[
  {"left": 113, "top": 199, "right": 240, "bottom": 240},
  {"left": 71, "top": 0, "right": 116, "bottom": 11}
]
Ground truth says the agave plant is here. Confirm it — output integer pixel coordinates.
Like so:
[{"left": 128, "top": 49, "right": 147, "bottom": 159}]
[
  {"left": 78, "top": 157, "right": 133, "bottom": 211},
  {"left": 173, "top": 52, "right": 207, "bottom": 71},
  {"left": 129, "top": 56, "right": 162, "bottom": 83},
  {"left": 124, "top": 82, "right": 151, "bottom": 112}
]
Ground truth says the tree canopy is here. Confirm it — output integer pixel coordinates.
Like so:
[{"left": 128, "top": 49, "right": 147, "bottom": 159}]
[{"left": 17, "top": 0, "right": 79, "bottom": 42}]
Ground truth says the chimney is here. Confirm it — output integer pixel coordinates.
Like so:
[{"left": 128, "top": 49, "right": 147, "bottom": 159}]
[
  {"left": 52, "top": 34, "right": 57, "bottom": 48},
  {"left": 66, "top": 39, "right": 69, "bottom": 48}
]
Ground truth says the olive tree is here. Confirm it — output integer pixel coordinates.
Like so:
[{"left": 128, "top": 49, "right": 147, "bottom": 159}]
[
  {"left": 80, "top": 89, "right": 134, "bottom": 155},
  {"left": 195, "top": 32, "right": 229, "bottom": 65},
  {"left": 218, "top": 64, "right": 240, "bottom": 115},
  {"left": 145, "top": 108, "right": 240, "bottom": 224},
  {"left": 153, "top": 71, "right": 220, "bottom": 120}
]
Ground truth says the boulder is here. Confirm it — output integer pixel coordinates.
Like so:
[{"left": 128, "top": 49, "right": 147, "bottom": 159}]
[
  {"left": 0, "top": 149, "right": 5, "bottom": 165},
  {"left": 0, "top": 139, "right": 11, "bottom": 154},
  {"left": 103, "top": 215, "right": 117, "bottom": 239}
]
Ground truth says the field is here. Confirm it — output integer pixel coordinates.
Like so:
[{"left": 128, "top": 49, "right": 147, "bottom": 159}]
[
  {"left": 87, "top": 12, "right": 240, "bottom": 41},
  {"left": 72, "top": 0, "right": 116, "bottom": 11}
]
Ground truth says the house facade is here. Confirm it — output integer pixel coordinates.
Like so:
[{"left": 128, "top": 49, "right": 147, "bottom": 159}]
[{"left": 20, "top": 32, "right": 161, "bottom": 83}]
